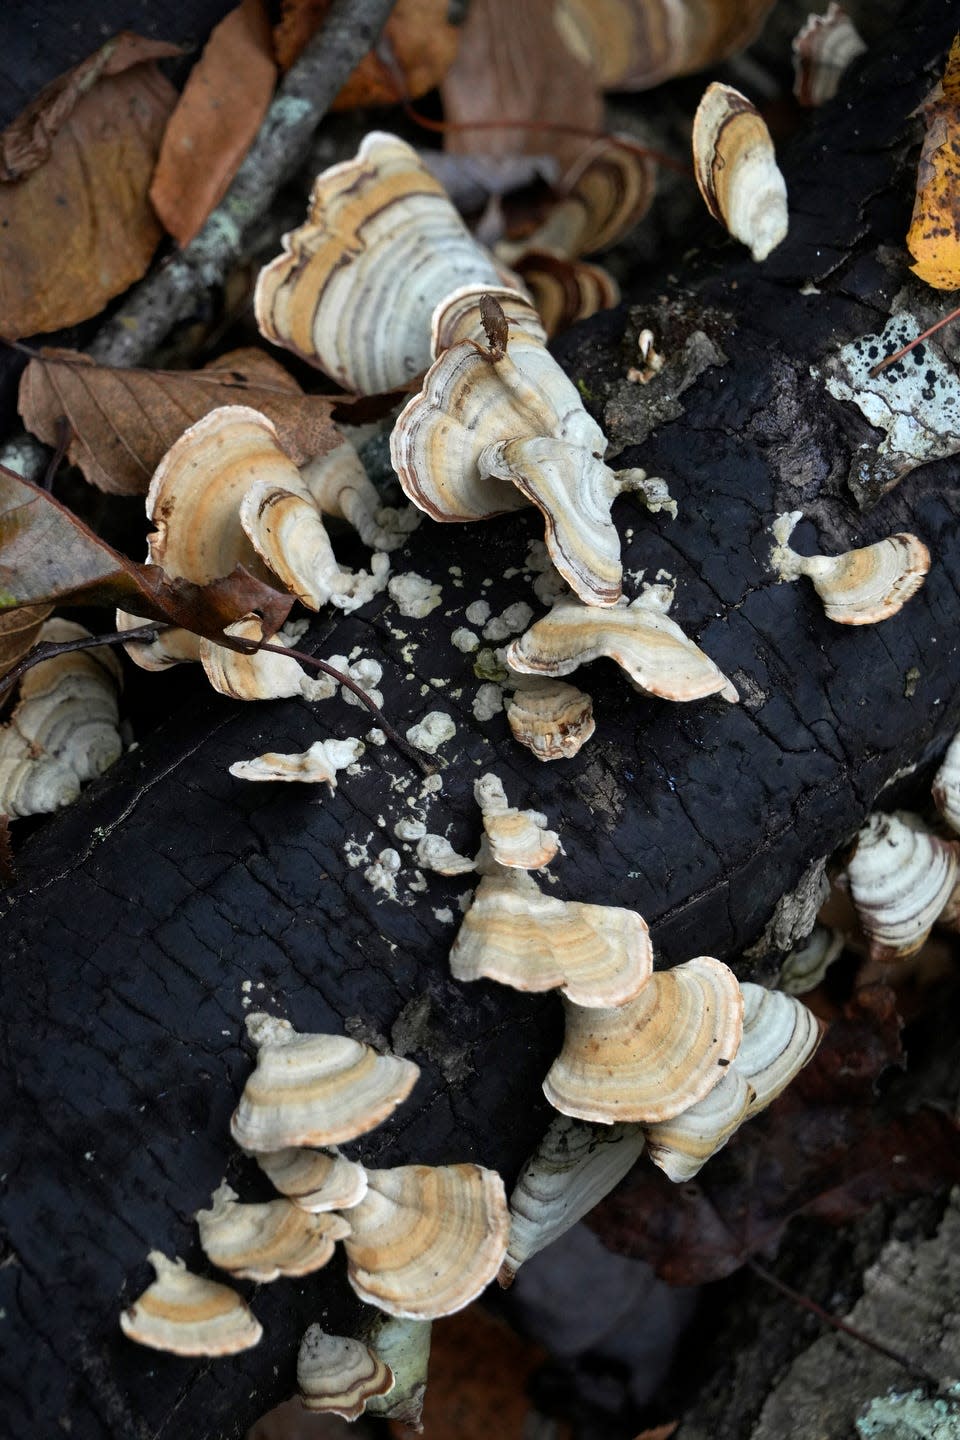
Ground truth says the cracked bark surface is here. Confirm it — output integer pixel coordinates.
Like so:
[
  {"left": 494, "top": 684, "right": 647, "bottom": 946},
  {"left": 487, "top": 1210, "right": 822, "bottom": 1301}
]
[{"left": 2, "top": 3, "right": 960, "bottom": 1436}]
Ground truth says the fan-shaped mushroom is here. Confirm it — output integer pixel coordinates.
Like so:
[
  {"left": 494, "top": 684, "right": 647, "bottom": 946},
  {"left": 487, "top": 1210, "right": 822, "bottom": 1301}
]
[
  {"left": 297, "top": 1325, "right": 394, "bottom": 1419},
  {"left": 506, "top": 678, "right": 595, "bottom": 761},
  {"left": 771, "top": 513, "right": 930, "bottom": 624},
  {"left": 644, "top": 1067, "right": 754, "bottom": 1182},
  {"left": 692, "top": 82, "right": 788, "bottom": 262},
  {"left": 792, "top": 3, "right": 866, "bottom": 107},
  {"left": 933, "top": 730, "right": 960, "bottom": 837},
  {"left": 119, "top": 1252, "right": 262, "bottom": 1356},
  {"left": 256, "top": 1146, "right": 369, "bottom": 1213},
  {"left": 474, "top": 771, "right": 560, "bottom": 869},
  {"left": 846, "top": 812, "right": 959, "bottom": 963},
  {"left": 736, "top": 983, "right": 822, "bottom": 1116},
  {"left": 228, "top": 738, "right": 363, "bottom": 789},
  {"left": 300, "top": 438, "right": 420, "bottom": 553},
  {"left": 363, "top": 1315, "right": 432, "bottom": 1426},
  {"left": 196, "top": 1182, "right": 350, "bottom": 1282}
]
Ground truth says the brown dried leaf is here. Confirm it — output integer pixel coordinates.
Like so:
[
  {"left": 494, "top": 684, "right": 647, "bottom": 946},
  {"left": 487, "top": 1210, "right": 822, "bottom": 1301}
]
[
  {"left": 0, "top": 34, "right": 179, "bottom": 339},
  {"left": 0, "top": 602, "right": 54, "bottom": 677},
  {"left": 589, "top": 986, "right": 960, "bottom": 1284},
  {"left": 150, "top": 0, "right": 277, "bottom": 247},
  {"left": 18, "top": 346, "right": 338, "bottom": 496},
  {"left": 0, "top": 468, "right": 291, "bottom": 643},
  {"left": 275, "top": 0, "right": 459, "bottom": 107},
  {"left": 440, "top": 0, "right": 603, "bottom": 166}
]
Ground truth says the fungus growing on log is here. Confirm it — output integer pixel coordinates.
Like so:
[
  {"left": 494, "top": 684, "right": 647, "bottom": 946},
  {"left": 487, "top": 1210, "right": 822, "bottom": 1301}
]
[{"left": 120, "top": 1252, "right": 262, "bottom": 1357}]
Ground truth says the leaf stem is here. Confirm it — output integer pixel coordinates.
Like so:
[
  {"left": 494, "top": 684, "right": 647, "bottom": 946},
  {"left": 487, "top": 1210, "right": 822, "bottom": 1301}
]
[
  {"left": 0, "top": 623, "right": 161, "bottom": 702},
  {"left": 868, "top": 304, "right": 960, "bottom": 377}
]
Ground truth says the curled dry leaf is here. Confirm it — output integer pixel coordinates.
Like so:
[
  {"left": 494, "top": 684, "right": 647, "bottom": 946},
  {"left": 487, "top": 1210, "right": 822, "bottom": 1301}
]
[
  {"left": 150, "top": 0, "right": 277, "bottom": 247},
  {"left": 274, "top": 0, "right": 460, "bottom": 107},
  {"left": 907, "top": 36, "right": 960, "bottom": 289},
  {"left": 0, "top": 603, "right": 53, "bottom": 679},
  {"left": 0, "top": 33, "right": 180, "bottom": 338},
  {"left": 19, "top": 346, "right": 338, "bottom": 497}
]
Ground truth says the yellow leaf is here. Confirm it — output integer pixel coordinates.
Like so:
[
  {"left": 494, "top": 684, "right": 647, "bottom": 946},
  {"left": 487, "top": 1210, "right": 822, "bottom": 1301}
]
[{"left": 907, "top": 35, "right": 960, "bottom": 290}]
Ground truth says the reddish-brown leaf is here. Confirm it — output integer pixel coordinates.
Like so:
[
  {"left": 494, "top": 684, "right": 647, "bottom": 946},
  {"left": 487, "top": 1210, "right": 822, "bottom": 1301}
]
[
  {"left": 0, "top": 603, "right": 54, "bottom": 678},
  {"left": 0, "top": 467, "right": 291, "bottom": 643},
  {"left": 275, "top": 0, "right": 460, "bottom": 106},
  {"left": 18, "top": 346, "right": 338, "bottom": 495},
  {"left": 0, "top": 34, "right": 180, "bottom": 338},
  {"left": 150, "top": 0, "right": 277, "bottom": 247}
]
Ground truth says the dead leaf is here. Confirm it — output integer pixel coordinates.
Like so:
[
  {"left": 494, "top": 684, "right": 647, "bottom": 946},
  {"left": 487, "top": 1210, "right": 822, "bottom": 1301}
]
[
  {"left": 275, "top": 0, "right": 459, "bottom": 107},
  {"left": 440, "top": 0, "right": 603, "bottom": 166},
  {"left": 0, "top": 603, "right": 54, "bottom": 678},
  {"left": 18, "top": 346, "right": 338, "bottom": 496},
  {"left": 150, "top": 0, "right": 276, "bottom": 247},
  {"left": 0, "top": 33, "right": 179, "bottom": 338},
  {"left": 907, "top": 35, "right": 960, "bottom": 289},
  {"left": 589, "top": 986, "right": 960, "bottom": 1284},
  {"left": 0, "top": 468, "right": 292, "bottom": 644}
]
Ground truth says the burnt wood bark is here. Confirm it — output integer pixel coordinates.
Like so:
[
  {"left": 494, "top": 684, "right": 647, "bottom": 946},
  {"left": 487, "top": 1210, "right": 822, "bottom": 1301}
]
[{"left": 2, "top": 3, "right": 960, "bottom": 1437}]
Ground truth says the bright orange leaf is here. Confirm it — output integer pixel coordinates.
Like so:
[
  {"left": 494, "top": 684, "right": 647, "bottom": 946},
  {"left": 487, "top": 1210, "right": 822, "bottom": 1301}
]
[{"left": 907, "top": 35, "right": 960, "bottom": 289}]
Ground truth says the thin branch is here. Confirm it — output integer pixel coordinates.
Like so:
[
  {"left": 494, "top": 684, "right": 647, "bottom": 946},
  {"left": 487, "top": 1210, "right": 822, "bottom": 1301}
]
[
  {"left": 747, "top": 1257, "right": 946, "bottom": 1390},
  {"left": 868, "top": 303, "right": 960, "bottom": 377},
  {"left": 0, "top": 623, "right": 161, "bottom": 701}
]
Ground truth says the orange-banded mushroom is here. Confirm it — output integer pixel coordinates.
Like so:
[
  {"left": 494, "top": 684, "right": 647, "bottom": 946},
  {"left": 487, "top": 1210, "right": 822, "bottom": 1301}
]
[
  {"left": 933, "top": 730, "right": 960, "bottom": 837},
  {"left": 474, "top": 771, "right": 560, "bottom": 869},
  {"left": 506, "top": 594, "right": 739, "bottom": 703},
  {"left": 196, "top": 1182, "right": 350, "bottom": 1282},
  {"left": 254, "top": 131, "right": 502, "bottom": 394},
  {"left": 499, "top": 1113, "right": 646, "bottom": 1286},
  {"left": 450, "top": 867, "right": 653, "bottom": 1007},
  {"left": 231, "top": 1013, "right": 420, "bottom": 1152},
  {"left": 506, "top": 678, "right": 595, "bottom": 761},
  {"left": 692, "top": 82, "right": 788, "bottom": 262},
  {"left": 228, "top": 738, "right": 363, "bottom": 789},
  {"left": 846, "top": 812, "right": 959, "bottom": 963},
  {"left": 116, "top": 609, "right": 201, "bottom": 670},
  {"left": 199, "top": 616, "right": 319, "bottom": 702},
  {"left": 339, "top": 1163, "right": 509, "bottom": 1319},
  {"left": 119, "top": 1252, "right": 262, "bottom": 1356},
  {"left": 792, "top": 3, "right": 866, "bottom": 107},
  {"left": 771, "top": 513, "right": 930, "bottom": 624},
  {"left": 544, "top": 956, "right": 744, "bottom": 1124},
  {"left": 510, "top": 251, "right": 620, "bottom": 337},
  {"left": 644, "top": 1067, "right": 754, "bottom": 1182},
  {"left": 431, "top": 284, "right": 547, "bottom": 354},
  {"left": 297, "top": 1325, "right": 394, "bottom": 1419},
  {"left": 256, "top": 1146, "right": 369, "bottom": 1213}
]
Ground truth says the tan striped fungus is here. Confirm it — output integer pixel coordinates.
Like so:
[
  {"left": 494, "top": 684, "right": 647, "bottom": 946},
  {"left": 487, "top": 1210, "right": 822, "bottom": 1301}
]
[
  {"left": 846, "top": 812, "right": 959, "bottom": 963},
  {"left": 256, "top": 1146, "right": 369, "bottom": 1213},
  {"left": 297, "top": 1326, "right": 394, "bottom": 1419},
  {"left": 474, "top": 772, "right": 560, "bottom": 869},
  {"left": 120, "top": 1252, "right": 262, "bottom": 1356},
  {"left": 196, "top": 1183, "right": 350, "bottom": 1282},
  {"left": 693, "top": 82, "right": 788, "bottom": 262},
  {"left": 505, "top": 679, "right": 596, "bottom": 762},
  {"left": 771, "top": 513, "right": 930, "bottom": 625}
]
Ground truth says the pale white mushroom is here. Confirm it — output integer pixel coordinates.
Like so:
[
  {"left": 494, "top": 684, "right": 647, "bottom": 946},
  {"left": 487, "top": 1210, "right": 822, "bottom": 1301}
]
[
  {"left": 256, "top": 1146, "right": 369, "bottom": 1213},
  {"left": 230, "top": 1012, "right": 420, "bottom": 1151},
  {"left": 692, "top": 82, "right": 788, "bottom": 262},
  {"left": 339, "top": 1163, "right": 509, "bottom": 1319},
  {"left": 644, "top": 1067, "right": 754, "bottom": 1183},
  {"left": 846, "top": 811, "right": 959, "bottom": 963},
  {"left": 933, "top": 730, "right": 960, "bottom": 837},
  {"left": 255, "top": 131, "right": 502, "bottom": 393},
  {"left": 228, "top": 738, "right": 363, "bottom": 789},
  {"left": 474, "top": 771, "right": 560, "bottom": 869},
  {"left": 779, "top": 922, "right": 845, "bottom": 995},
  {"left": 119, "top": 1252, "right": 262, "bottom": 1356},
  {"left": 363, "top": 1314, "right": 432, "bottom": 1426},
  {"left": 415, "top": 833, "right": 477, "bottom": 875},
  {"left": 297, "top": 1325, "right": 394, "bottom": 1419},
  {"left": 506, "top": 678, "right": 596, "bottom": 762},
  {"left": 499, "top": 1113, "right": 646, "bottom": 1285},
  {"left": 736, "top": 983, "right": 822, "bottom": 1117},
  {"left": 771, "top": 512, "right": 930, "bottom": 624},
  {"left": 196, "top": 1182, "right": 351, "bottom": 1282}
]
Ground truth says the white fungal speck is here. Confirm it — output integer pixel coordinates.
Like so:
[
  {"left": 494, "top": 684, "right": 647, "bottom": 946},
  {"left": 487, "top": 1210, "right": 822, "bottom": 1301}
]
[
  {"left": 343, "top": 838, "right": 370, "bottom": 869},
  {"left": 363, "top": 847, "right": 401, "bottom": 898},
  {"left": 365, "top": 728, "right": 387, "bottom": 745},
  {"left": 473, "top": 682, "right": 505, "bottom": 722},
  {"left": 405, "top": 711, "right": 456, "bottom": 754},
  {"left": 465, "top": 599, "right": 491, "bottom": 626},
  {"left": 408, "top": 870, "right": 428, "bottom": 893},
  {"left": 395, "top": 817, "right": 427, "bottom": 842},
  {"left": 388, "top": 572, "right": 443, "bottom": 617},
  {"left": 483, "top": 602, "right": 534, "bottom": 642},
  {"left": 433, "top": 907, "right": 455, "bottom": 924},
  {"left": 452, "top": 627, "right": 479, "bottom": 652}
]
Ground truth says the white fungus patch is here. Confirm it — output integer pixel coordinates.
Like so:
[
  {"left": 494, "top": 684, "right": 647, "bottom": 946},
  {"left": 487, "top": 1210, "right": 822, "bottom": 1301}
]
[
  {"left": 365, "top": 728, "right": 387, "bottom": 746},
  {"left": 452, "top": 627, "right": 480, "bottom": 653},
  {"left": 388, "top": 571, "right": 443, "bottom": 617},
  {"left": 473, "top": 682, "right": 505, "bottom": 722},
  {"left": 326, "top": 654, "right": 384, "bottom": 709},
  {"left": 433, "top": 907, "right": 455, "bottom": 924},
  {"left": 483, "top": 601, "right": 534, "bottom": 642},
  {"left": 394, "top": 817, "right": 427, "bottom": 843},
  {"left": 344, "top": 837, "right": 371, "bottom": 868},
  {"left": 405, "top": 711, "right": 456, "bottom": 754},
  {"left": 363, "top": 848, "right": 401, "bottom": 899},
  {"left": 465, "top": 599, "right": 491, "bottom": 626}
]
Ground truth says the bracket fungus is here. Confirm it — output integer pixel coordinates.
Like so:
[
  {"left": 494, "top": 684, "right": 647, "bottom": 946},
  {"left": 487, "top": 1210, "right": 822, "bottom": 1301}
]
[
  {"left": 120, "top": 1252, "right": 262, "bottom": 1357},
  {"left": 779, "top": 922, "right": 845, "bottom": 995},
  {"left": 498, "top": 1114, "right": 647, "bottom": 1286},
  {"left": 692, "top": 81, "right": 788, "bottom": 262},
  {"left": 846, "top": 811, "right": 959, "bottom": 963},
  {"left": 474, "top": 771, "right": 560, "bottom": 869},
  {"left": 0, "top": 619, "right": 123, "bottom": 818},
  {"left": 771, "top": 513, "right": 930, "bottom": 624},
  {"left": 256, "top": 1146, "right": 369, "bottom": 1213},
  {"left": 254, "top": 131, "right": 502, "bottom": 393},
  {"left": 300, "top": 438, "right": 420, "bottom": 554},
  {"left": 510, "top": 251, "right": 620, "bottom": 338},
  {"left": 450, "top": 867, "right": 654, "bottom": 1008},
  {"left": 506, "top": 678, "right": 596, "bottom": 761},
  {"left": 199, "top": 616, "right": 322, "bottom": 702},
  {"left": 296, "top": 1326, "right": 394, "bottom": 1420},
  {"left": 196, "top": 1182, "right": 351, "bottom": 1282},
  {"left": 644, "top": 1067, "right": 755, "bottom": 1183},
  {"left": 230, "top": 1013, "right": 420, "bottom": 1152},
  {"left": 792, "top": 3, "right": 867, "bottom": 107},
  {"left": 506, "top": 593, "right": 739, "bottom": 703},
  {"left": 933, "top": 729, "right": 960, "bottom": 836},
  {"left": 338, "top": 1163, "right": 509, "bottom": 1319},
  {"left": 228, "top": 738, "right": 363, "bottom": 790},
  {"left": 543, "top": 956, "right": 744, "bottom": 1124}
]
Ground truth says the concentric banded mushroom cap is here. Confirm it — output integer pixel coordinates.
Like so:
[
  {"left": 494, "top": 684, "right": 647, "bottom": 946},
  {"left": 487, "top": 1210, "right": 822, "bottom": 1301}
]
[
  {"left": 792, "top": 3, "right": 867, "bottom": 107},
  {"left": 431, "top": 284, "right": 547, "bottom": 355},
  {"left": 146, "top": 406, "right": 282, "bottom": 584},
  {"left": 362, "top": 1315, "right": 432, "bottom": 1425},
  {"left": 390, "top": 326, "right": 606, "bottom": 524},
  {"left": 499, "top": 1113, "right": 646, "bottom": 1285},
  {"left": 297, "top": 1325, "right": 394, "bottom": 1419},
  {"left": 200, "top": 616, "right": 307, "bottom": 701},
  {"left": 340, "top": 1163, "right": 509, "bottom": 1319},
  {"left": 506, "top": 679, "right": 595, "bottom": 761},
  {"left": 119, "top": 1252, "right": 262, "bottom": 1356},
  {"left": 846, "top": 812, "right": 959, "bottom": 963},
  {"left": 772, "top": 517, "right": 930, "bottom": 625},
  {"left": 196, "top": 1182, "right": 351, "bottom": 1282},
  {"left": 257, "top": 1146, "right": 369, "bottom": 1213},
  {"left": 229, "top": 738, "right": 363, "bottom": 789},
  {"left": 692, "top": 82, "right": 788, "bottom": 262},
  {"left": 254, "top": 131, "right": 502, "bottom": 393},
  {"left": 779, "top": 923, "right": 844, "bottom": 995},
  {"left": 496, "top": 140, "right": 656, "bottom": 259},
  {"left": 933, "top": 730, "right": 960, "bottom": 837},
  {"left": 478, "top": 436, "right": 649, "bottom": 605},
  {"left": 231, "top": 1013, "right": 420, "bottom": 1151},
  {"left": 506, "top": 595, "right": 739, "bottom": 703},
  {"left": 544, "top": 956, "right": 744, "bottom": 1124},
  {"left": 510, "top": 252, "right": 620, "bottom": 336},
  {"left": 450, "top": 869, "right": 653, "bottom": 1007},
  {"left": 644, "top": 1067, "right": 754, "bottom": 1183},
  {"left": 474, "top": 772, "right": 560, "bottom": 869},
  {"left": 736, "top": 984, "right": 822, "bottom": 1116},
  {"left": 117, "top": 608, "right": 201, "bottom": 671}
]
